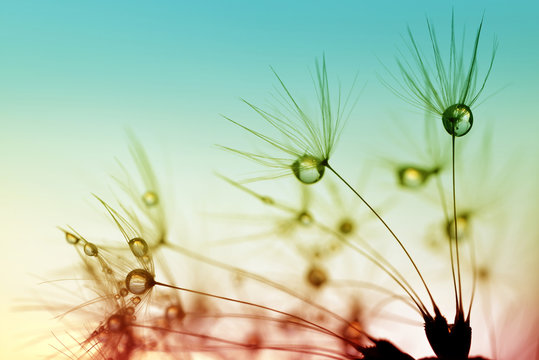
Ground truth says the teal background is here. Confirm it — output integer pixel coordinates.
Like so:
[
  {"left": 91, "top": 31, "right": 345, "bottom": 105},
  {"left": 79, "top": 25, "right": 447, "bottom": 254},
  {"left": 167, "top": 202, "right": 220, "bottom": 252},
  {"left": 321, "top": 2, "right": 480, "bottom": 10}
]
[{"left": 1, "top": 1, "right": 538, "bottom": 358}]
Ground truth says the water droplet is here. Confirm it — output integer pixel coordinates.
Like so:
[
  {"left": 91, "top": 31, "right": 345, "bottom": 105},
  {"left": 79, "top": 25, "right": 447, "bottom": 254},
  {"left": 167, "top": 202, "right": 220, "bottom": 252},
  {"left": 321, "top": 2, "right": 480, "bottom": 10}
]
[
  {"left": 128, "top": 237, "right": 149, "bottom": 257},
  {"left": 291, "top": 155, "right": 325, "bottom": 184},
  {"left": 338, "top": 219, "right": 354, "bottom": 234},
  {"left": 120, "top": 288, "right": 128, "bottom": 297},
  {"left": 142, "top": 191, "right": 159, "bottom": 207},
  {"left": 65, "top": 232, "right": 79, "bottom": 245},
  {"left": 445, "top": 213, "right": 470, "bottom": 241},
  {"left": 306, "top": 265, "right": 327, "bottom": 288},
  {"left": 125, "top": 269, "right": 155, "bottom": 295},
  {"left": 107, "top": 314, "right": 124, "bottom": 332},
  {"left": 297, "top": 211, "right": 313, "bottom": 225},
  {"left": 397, "top": 166, "right": 430, "bottom": 188},
  {"left": 132, "top": 296, "right": 141, "bottom": 305},
  {"left": 125, "top": 306, "right": 135, "bottom": 315},
  {"left": 165, "top": 305, "right": 185, "bottom": 322},
  {"left": 442, "top": 104, "right": 473, "bottom": 137},
  {"left": 84, "top": 243, "right": 98, "bottom": 257}
]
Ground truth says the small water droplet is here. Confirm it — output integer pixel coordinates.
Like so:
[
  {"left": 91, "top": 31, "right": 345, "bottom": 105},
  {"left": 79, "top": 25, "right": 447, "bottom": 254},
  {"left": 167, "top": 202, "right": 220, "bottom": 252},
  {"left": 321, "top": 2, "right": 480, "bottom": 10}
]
[
  {"left": 165, "top": 305, "right": 185, "bottom": 322},
  {"left": 132, "top": 296, "right": 141, "bottom": 305},
  {"left": 84, "top": 243, "right": 98, "bottom": 257},
  {"left": 65, "top": 232, "right": 79, "bottom": 244},
  {"left": 397, "top": 166, "right": 430, "bottom": 188},
  {"left": 338, "top": 219, "right": 354, "bottom": 234},
  {"left": 125, "top": 306, "right": 135, "bottom": 315},
  {"left": 107, "top": 314, "right": 124, "bottom": 332},
  {"left": 442, "top": 104, "right": 473, "bottom": 137},
  {"left": 306, "top": 265, "right": 327, "bottom": 288},
  {"left": 142, "top": 191, "right": 159, "bottom": 207},
  {"left": 128, "top": 237, "right": 149, "bottom": 257},
  {"left": 291, "top": 155, "right": 325, "bottom": 184},
  {"left": 120, "top": 288, "right": 128, "bottom": 297},
  {"left": 446, "top": 213, "right": 470, "bottom": 241},
  {"left": 125, "top": 269, "right": 155, "bottom": 295},
  {"left": 297, "top": 211, "right": 313, "bottom": 225}
]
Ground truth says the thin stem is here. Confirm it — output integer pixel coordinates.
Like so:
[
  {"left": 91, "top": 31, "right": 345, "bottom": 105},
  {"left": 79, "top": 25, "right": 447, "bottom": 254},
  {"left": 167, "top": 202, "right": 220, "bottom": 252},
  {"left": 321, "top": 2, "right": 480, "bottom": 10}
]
[
  {"left": 153, "top": 281, "right": 355, "bottom": 346},
  {"left": 325, "top": 163, "right": 438, "bottom": 314},
  {"left": 434, "top": 171, "right": 460, "bottom": 314},
  {"left": 451, "top": 133, "right": 464, "bottom": 317}
]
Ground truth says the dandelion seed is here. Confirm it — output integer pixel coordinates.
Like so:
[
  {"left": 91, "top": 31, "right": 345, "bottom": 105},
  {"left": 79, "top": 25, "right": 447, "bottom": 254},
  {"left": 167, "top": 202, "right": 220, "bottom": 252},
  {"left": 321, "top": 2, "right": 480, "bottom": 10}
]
[
  {"left": 387, "top": 12, "right": 497, "bottom": 137},
  {"left": 224, "top": 56, "right": 358, "bottom": 183}
]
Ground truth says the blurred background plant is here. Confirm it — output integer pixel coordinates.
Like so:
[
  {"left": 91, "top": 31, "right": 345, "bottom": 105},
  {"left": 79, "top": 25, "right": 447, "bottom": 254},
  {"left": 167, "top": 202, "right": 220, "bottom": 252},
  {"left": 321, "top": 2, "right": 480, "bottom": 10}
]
[{"left": 1, "top": 1, "right": 539, "bottom": 359}]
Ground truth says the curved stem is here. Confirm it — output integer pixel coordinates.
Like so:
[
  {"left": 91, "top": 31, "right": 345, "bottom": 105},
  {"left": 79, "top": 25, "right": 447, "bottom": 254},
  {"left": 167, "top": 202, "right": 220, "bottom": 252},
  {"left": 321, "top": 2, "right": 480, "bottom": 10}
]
[{"left": 325, "top": 163, "right": 438, "bottom": 314}]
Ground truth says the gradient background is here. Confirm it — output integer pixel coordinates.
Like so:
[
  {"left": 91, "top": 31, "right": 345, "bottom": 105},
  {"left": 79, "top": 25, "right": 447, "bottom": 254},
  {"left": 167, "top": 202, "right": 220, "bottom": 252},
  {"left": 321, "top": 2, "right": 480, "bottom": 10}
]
[{"left": 1, "top": 1, "right": 538, "bottom": 359}]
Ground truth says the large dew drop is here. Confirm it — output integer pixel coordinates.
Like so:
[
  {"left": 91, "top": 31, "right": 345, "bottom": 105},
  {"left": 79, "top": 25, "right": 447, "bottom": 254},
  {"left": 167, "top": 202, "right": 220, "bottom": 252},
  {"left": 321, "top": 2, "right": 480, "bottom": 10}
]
[
  {"left": 442, "top": 104, "right": 473, "bottom": 137},
  {"left": 65, "top": 232, "right": 79, "bottom": 245},
  {"left": 291, "top": 154, "right": 325, "bottom": 184},
  {"left": 128, "top": 237, "right": 149, "bottom": 257},
  {"left": 125, "top": 269, "right": 155, "bottom": 295}
]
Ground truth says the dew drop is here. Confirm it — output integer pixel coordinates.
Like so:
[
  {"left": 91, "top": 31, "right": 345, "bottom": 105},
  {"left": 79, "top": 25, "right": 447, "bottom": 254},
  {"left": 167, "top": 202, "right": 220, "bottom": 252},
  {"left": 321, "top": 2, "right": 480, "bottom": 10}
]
[
  {"left": 297, "top": 211, "right": 313, "bottom": 226},
  {"left": 142, "top": 190, "right": 159, "bottom": 207},
  {"left": 84, "top": 243, "right": 98, "bottom": 257},
  {"left": 119, "top": 288, "right": 128, "bottom": 297},
  {"left": 165, "top": 305, "right": 185, "bottom": 322},
  {"left": 125, "top": 306, "right": 135, "bottom": 315},
  {"left": 338, "top": 219, "right": 354, "bottom": 235},
  {"left": 442, "top": 104, "right": 473, "bottom": 137},
  {"left": 132, "top": 296, "right": 141, "bottom": 305},
  {"left": 306, "top": 265, "right": 327, "bottom": 288},
  {"left": 125, "top": 269, "right": 155, "bottom": 295},
  {"left": 65, "top": 232, "right": 79, "bottom": 245},
  {"left": 445, "top": 213, "right": 470, "bottom": 241},
  {"left": 397, "top": 166, "right": 430, "bottom": 188},
  {"left": 107, "top": 314, "right": 124, "bottom": 332},
  {"left": 128, "top": 237, "right": 149, "bottom": 257},
  {"left": 291, "top": 154, "right": 325, "bottom": 184}
]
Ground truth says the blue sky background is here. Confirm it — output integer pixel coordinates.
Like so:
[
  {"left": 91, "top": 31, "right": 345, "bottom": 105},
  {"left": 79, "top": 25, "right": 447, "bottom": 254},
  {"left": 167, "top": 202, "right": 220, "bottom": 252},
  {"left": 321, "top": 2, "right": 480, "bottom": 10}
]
[{"left": 1, "top": 1, "right": 538, "bottom": 358}]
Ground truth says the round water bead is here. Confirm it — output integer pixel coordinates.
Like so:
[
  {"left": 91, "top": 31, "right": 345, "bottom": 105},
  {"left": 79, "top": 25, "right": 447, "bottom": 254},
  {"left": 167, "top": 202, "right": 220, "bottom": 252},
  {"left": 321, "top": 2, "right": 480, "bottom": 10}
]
[
  {"left": 338, "top": 219, "right": 354, "bottom": 235},
  {"left": 128, "top": 237, "right": 149, "bottom": 257},
  {"left": 397, "top": 166, "right": 430, "bottom": 188},
  {"left": 125, "top": 269, "right": 155, "bottom": 295},
  {"left": 306, "top": 265, "right": 327, "bottom": 288},
  {"left": 297, "top": 211, "right": 314, "bottom": 226},
  {"left": 445, "top": 213, "right": 470, "bottom": 241},
  {"left": 107, "top": 314, "right": 125, "bottom": 332},
  {"left": 442, "top": 104, "right": 473, "bottom": 137},
  {"left": 142, "top": 191, "right": 159, "bottom": 207},
  {"left": 291, "top": 154, "right": 325, "bottom": 184},
  {"left": 84, "top": 243, "right": 98, "bottom": 257},
  {"left": 65, "top": 232, "right": 79, "bottom": 245},
  {"left": 165, "top": 305, "right": 185, "bottom": 322}
]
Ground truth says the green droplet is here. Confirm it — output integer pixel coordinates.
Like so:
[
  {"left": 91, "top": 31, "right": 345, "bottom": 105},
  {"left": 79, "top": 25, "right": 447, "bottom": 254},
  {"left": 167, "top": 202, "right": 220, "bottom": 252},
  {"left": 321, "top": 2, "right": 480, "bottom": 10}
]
[
  {"left": 128, "top": 237, "right": 149, "bottom": 257},
  {"left": 397, "top": 167, "right": 430, "bottom": 188},
  {"left": 442, "top": 104, "right": 473, "bottom": 137},
  {"left": 125, "top": 269, "right": 155, "bottom": 295},
  {"left": 84, "top": 243, "right": 98, "bottom": 257},
  {"left": 445, "top": 213, "right": 470, "bottom": 241},
  {"left": 142, "top": 191, "right": 159, "bottom": 207},
  {"left": 291, "top": 155, "right": 325, "bottom": 184},
  {"left": 65, "top": 232, "right": 79, "bottom": 245}
]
